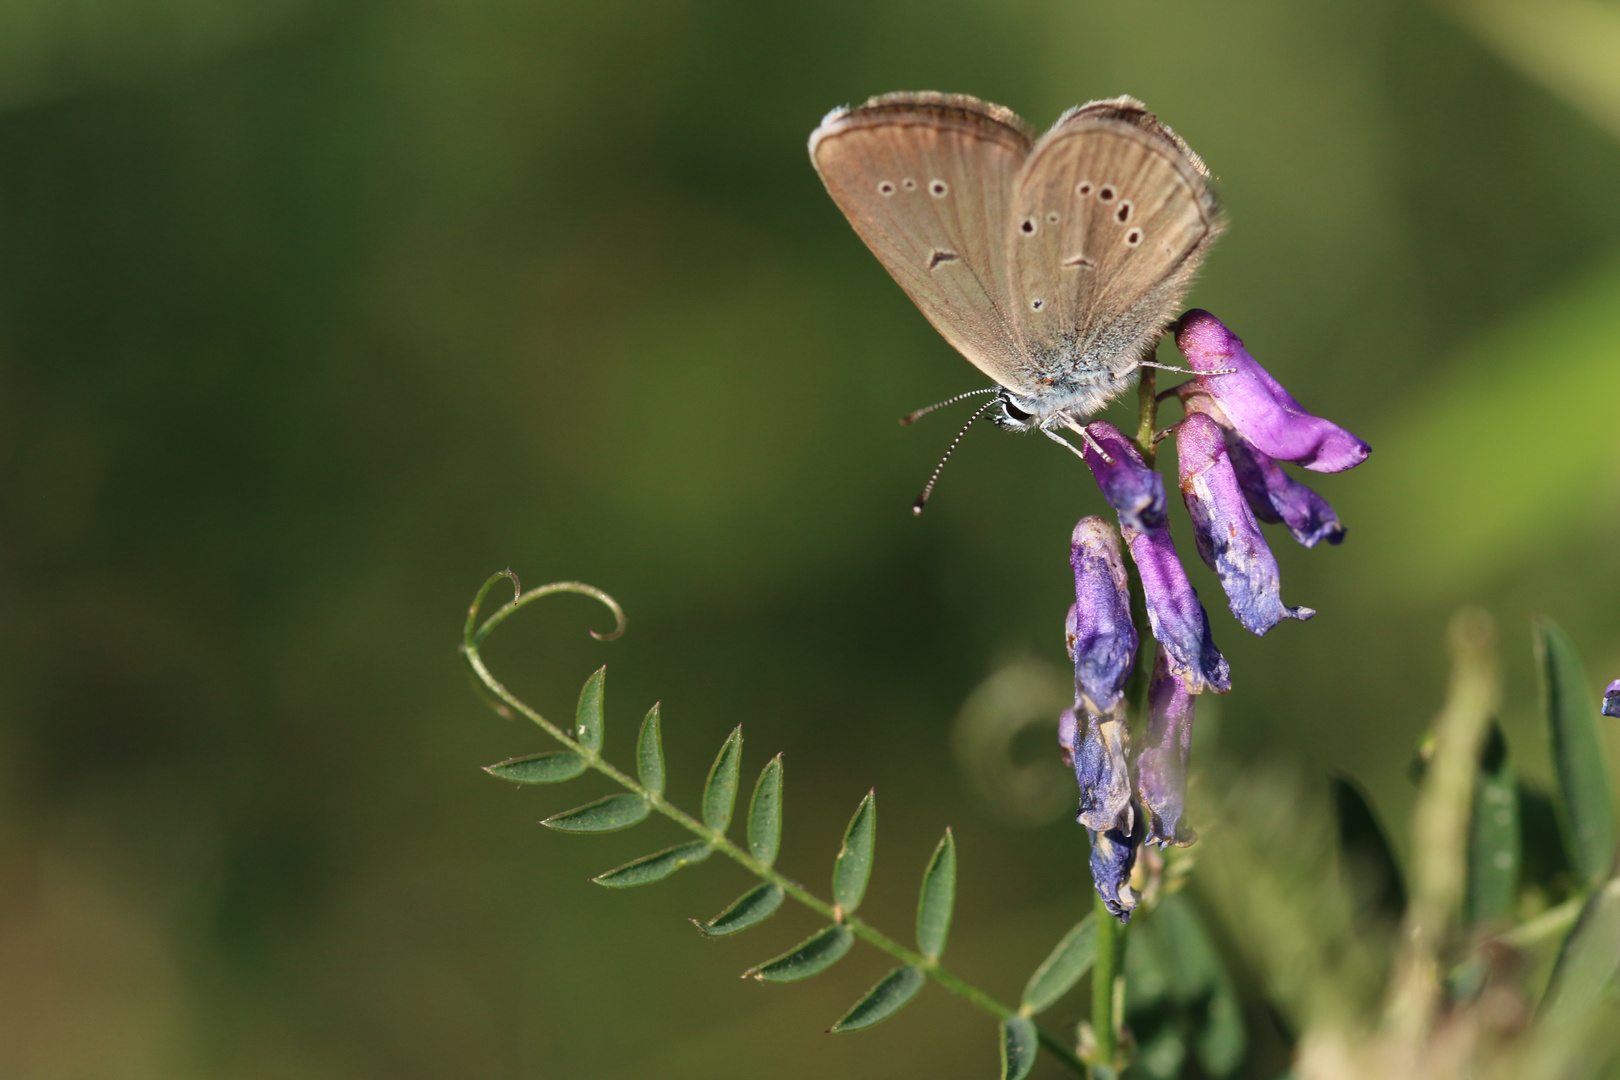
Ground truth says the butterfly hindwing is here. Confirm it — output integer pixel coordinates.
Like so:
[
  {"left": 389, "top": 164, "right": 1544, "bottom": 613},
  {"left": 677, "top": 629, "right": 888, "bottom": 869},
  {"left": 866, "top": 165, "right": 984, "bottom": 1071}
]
[{"left": 810, "top": 93, "right": 1037, "bottom": 395}]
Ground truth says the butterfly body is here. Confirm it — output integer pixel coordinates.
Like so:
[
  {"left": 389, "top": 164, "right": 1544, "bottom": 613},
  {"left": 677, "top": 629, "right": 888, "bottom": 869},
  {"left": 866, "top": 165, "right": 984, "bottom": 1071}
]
[{"left": 810, "top": 93, "right": 1222, "bottom": 434}]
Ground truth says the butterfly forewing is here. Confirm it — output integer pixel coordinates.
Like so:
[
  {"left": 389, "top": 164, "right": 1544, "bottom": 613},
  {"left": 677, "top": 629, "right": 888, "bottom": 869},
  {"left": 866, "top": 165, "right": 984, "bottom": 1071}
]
[
  {"left": 1008, "top": 100, "right": 1222, "bottom": 387},
  {"left": 810, "top": 94, "right": 1037, "bottom": 394}
]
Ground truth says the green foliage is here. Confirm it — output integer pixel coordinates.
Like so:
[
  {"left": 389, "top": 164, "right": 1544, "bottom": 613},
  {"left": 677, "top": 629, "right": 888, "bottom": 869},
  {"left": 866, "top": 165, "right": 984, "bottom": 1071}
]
[
  {"left": 483, "top": 750, "right": 586, "bottom": 784},
  {"left": 576, "top": 666, "right": 606, "bottom": 755},
  {"left": 915, "top": 829, "right": 955, "bottom": 962},
  {"left": 999, "top": 1015, "right": 1037, "bottom": 1080},
  {"left": 1466, "top": 724, "right": 1520, "bottom": 926},
  {"left": 636, "top": 705, "right": 664, "bottom": 797},
  {"left": 833, "top": 791, "right": 876, "bottom": 914},
  {"left": 746, "top": 925, "right": 853, "bottom": 982},
  {"left": 747, "top": 755, "right": 783, "bottom": 868},
  {"left": 1021, "top": 914, "right": 1097, "bottom": 1015},
  {"left": 1535, "top": 617, "right": 1616, "bottom": 887},
  {"left": 694, "top": 882, "right": 784, "bottom": 936},
  {"left": 542, "top": 793, "right": 650, "bottom": 833},
  {"left": 593, "top": 841, "right": 713, "bottom": 887},
  {"left": 702, "top": 726, "right": 743, "bottom": 834},
  {"left": 829, "top": 966, "right": 925, "bottom": 1032}
]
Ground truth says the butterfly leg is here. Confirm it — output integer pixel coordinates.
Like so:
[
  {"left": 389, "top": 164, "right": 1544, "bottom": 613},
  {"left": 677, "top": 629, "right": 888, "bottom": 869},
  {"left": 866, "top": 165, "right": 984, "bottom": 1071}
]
[{"left": 1056, "top": 416, "right": 1115, "bottom": 464}]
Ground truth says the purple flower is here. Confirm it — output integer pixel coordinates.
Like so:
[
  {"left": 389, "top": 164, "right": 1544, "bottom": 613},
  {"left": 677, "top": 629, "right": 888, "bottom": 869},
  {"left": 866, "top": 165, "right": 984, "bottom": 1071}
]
[
  {"left": 1177, "top": 412, "right": 1315, "bottom": 636},
  {"left": 1080, "top": 421, "right": 1167, "bottom": 533},
  {"left": 1136, "top": 650, "right": 1196, "bottom": 847},
  {"left": 1174, "top": 310, "right": 1370, "bottom": 473},
  {"left": 1121, "top": 516, "right": 1231, "bottom": 694},
  {"left": 1075, "top": 711, "right": 1133, "bottom": 834},
  {"left": 1088, "top": 813, "right": 1143, "bottom": 922},
  {"left": 1180, "top": 389, "right": 1345, "bottom": 548},
  {"left": 1058, "top": 706, "right": 1079, "bottom": 769},
  {"left": 1069, "top": 516, "right": 1138, "bottom": 714},
  {"left": 1604, "top": 680, "right": 1620, "bottom": 719}
]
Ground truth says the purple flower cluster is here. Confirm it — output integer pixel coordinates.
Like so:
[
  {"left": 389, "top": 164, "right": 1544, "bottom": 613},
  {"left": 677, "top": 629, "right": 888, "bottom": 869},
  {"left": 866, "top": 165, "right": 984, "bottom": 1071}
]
[{"left": 1065, "top": 311, "right": 1369, "bottom": 919}]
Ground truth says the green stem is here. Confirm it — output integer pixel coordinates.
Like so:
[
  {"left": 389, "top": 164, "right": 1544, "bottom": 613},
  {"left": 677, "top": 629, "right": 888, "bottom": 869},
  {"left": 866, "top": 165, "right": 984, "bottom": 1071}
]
[
  {"left": 462, "top": 573, "right": 1088, "bottom": 1078},
  {"left": 1135, "top": 366, "right": 1158, "bottom": 468},
  {"left": 1090, "top": 891, "right": 1122, "bottom": 1076}
]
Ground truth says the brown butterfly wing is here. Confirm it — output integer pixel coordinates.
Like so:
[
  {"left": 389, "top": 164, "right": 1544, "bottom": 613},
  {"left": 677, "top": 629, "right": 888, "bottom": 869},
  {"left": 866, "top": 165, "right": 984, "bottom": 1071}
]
[
  {"left": 1007, "top": 98, "right": 1223, "bottom": 386},
  {"left": 810, "top": 93, "right": 1038, "bottom": 394}
]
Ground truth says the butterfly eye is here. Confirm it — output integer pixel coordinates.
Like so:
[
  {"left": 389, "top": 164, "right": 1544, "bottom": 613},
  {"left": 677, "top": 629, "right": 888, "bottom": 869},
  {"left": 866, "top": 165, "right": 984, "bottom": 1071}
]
[
  {"left": 1020, "top": 218, "right": 1037, "bottom": 235},
  {"left": 1001, "top": 400, "right": 1032, "bottom": 423},
  {"left": 1126, "top": 228, "right": 1143, "bottom": 246},
  {"left": 1098, "top": 186, "right": 1116, "bottom": 201},
  {"left": 1076, "top": 181, "right": 1093, "bottom": 196},
  {"left": 929, "top": 179, "right": 948, "bottom": 197},
  {"left": 1116, "top": 201, "right": 1133, "bottom": 224},
  {"left": 877, "top": 181, "right": 896, "bottom": 196}
]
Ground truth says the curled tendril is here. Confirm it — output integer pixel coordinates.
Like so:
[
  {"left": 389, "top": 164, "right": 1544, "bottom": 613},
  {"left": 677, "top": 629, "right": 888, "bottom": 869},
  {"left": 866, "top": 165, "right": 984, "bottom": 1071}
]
[{"left": 464, "top": 570, "right": 627, "bottom": 650}]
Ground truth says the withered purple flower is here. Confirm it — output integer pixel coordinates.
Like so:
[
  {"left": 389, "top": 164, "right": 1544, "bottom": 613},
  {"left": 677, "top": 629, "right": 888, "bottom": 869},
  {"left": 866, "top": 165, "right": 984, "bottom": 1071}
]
[
  {"left": 1088, "top": 815, "right": 1143, "bottom": 922},
  {"left": 1075, "top": 711, "right": 1133, "bottom": 835},
  {"left": 1604, "top": 680, "right": 1620, "bottom": 719},
  {"left": 1121, "top": 516, "right": 1231, "bottom": 694},
  {"left": 1080, "top": 421, "right": 1167, "bottom": 533},
  {"left": 1177, "top": 412, "right": 1315, "bottom": 636},
  {"left": 1181, "top": 388, "right": 1345, "bottom": 548},
  {"left": 1175, "top": 310, "right": 1370, "bottom": 473},
  {"left": 1069, "top": 516, "right": 1138, "bottom": 714},
  {"left": 1136, "top": 650, "right": 1196, "bottom": 847}
]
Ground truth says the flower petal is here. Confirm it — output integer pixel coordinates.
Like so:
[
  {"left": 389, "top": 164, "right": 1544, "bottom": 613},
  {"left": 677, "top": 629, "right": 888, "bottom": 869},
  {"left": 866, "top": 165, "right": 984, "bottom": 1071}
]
[
  {"left": 1069, "top": 516, "right": 1138, "bottom": 714},
  {"left": 1088, "top": 814, "right": 1143, "bottom": 922},
  {"left": 1120, "top": 516, "right": 1231, "bottom": 694},
  {"left": 1604, "top": 680, "right": 1620, "bottom": 719},
  {"left": 1177, "top": 411, "right": 1315, "bottom": 636},
  {"left": 1175, "top": 309, "right": 1370, "bottom": 473},
  {"left": 1058, "top": 705, "right": 1079, "bottom": 770},
  {"left": 1137, "top": 650, "right": 1197, "bottom": 847},
  {"left": 1075, "top": 710, "right": 1133, "bottom": 834},
  {"left": 1080, "top": 421, "right": 1167, "bottom": 533},
  {"left": 1181, "top": 390, "right": 1345, "bottom": 547}
]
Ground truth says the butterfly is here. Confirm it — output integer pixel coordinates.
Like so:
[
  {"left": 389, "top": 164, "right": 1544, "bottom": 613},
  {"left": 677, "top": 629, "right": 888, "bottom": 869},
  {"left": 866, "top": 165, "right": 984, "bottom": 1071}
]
[{"left": 809, "top": 93, "right": 1223, "bottom": 506}]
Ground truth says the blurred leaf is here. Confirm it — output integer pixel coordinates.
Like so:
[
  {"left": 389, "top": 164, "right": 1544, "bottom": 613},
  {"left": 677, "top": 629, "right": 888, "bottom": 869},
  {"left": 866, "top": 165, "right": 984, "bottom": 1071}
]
[
  {"left": 1331, "top": 774, "right": 1408, "bottom": 927},
  {"left": 1543, "top": 873, "right": 1620, "bottom": 1023},
  {"left": 828, "top": 965, "right": 924, "bottom": 1033},
  {"left": 1519, "top": 784, "right": 1576, "bottom": 894},
  {"left": 745, "top": 925, "right": 852, "bottom": 982},
  {"left": 832, "top": 790, "right": 876, "bottom": 914},
  {"left": 1536, "top": 617, "right": 1617, "bottom": 887},
  {"left": 1020, "top": 913, "right": 1097, "bottom": 1015},
  {"left": 542, "top": 793, "right": 650, "bottom": 833},
  {"left": 747, "top": 753, "right": 783, "bottom": 868},
  {"left": 1466, "top": 723, "right": 1521, "bottom": 926},
  {"left": 915, "top": 828, "right": 955, "bottom": 962},
  {"left": 999, "top": 1015, "right": 1037, "bottom": 1080},
  {"left": 1156, "top": 894, "right": 1247, "bottom": 1078},
  {"left": 592, "top": 841, "right": 713, "bottom": 888},
  {"left": 693, "top": 882, "right": 784, "bottom": 937},
  {"left": 483, "top": 750, "right": 586, "bottom": 784},
  {"left": 1199, "top": 983, "right": 1246, "bottom": 1079},
  {"left": 702, "top": 726, "right": 743, "bottom": 834},
  {"left": 1134, "top": 1025, "right": 1187, "bottom": 1080},
  {"left": 576, "top": 666, "right": 606, "bottom": 755},
  {"left": 1124, "top": 915, "right": 1172, "bottom": 1013},
  {"left": 636, "top": 704, "right": 664, "bottom": 797}
]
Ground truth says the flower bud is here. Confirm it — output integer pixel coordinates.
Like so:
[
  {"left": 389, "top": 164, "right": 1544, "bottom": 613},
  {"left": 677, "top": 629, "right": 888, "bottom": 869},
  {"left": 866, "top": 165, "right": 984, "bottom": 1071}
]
[
  {"left": 1070, "top": 517, "right": 1138, "bottom": 714},
  {"left": 1175, "top": 310, "right": 1370, "bottom": 473},
  {"left": 1080, "top": 421, "right": 1166, "bottom": 533},
  {"left": 1137, "top": 650, "right": 1196, "bottom": 847},
  {"left": 1177, "top": 412, "right": 1315, "bottom": 636}
]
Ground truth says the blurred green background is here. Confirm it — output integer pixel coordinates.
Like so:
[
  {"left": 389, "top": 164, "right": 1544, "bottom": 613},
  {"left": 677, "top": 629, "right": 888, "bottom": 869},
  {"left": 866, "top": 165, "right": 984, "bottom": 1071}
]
[{"left": 2, "top": 0, "right": 1619, "bottom": 1076}]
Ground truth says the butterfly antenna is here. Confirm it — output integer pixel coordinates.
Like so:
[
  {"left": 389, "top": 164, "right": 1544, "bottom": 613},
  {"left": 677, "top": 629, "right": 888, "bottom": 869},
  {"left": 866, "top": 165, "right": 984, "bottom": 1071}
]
[
  {"left": 899, "top": 387, "right": 998, "bottom": 426},
  {"left": 912, "top": 397, "right": 1000, "bottom": 515}
]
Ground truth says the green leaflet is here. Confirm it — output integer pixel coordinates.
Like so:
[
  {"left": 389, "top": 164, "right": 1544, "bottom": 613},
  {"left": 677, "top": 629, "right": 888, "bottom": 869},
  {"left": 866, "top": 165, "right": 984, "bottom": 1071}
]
[
  {"left": 1020, "top": 913, "right": 1097, "bottom": 1015},
  {"left": 702, "top": 726, "right": 743, "bottom": 834},
  {"left": 592, "top": 841, "right": 712, "bottom": 887},
  {"left": 745, "top": 924, "right": 852, "bottom": 982},
  {"left": 636, "top": 704, "right": 664, "bottom": 797},
  {"left": 1000, "top": 1015, "right": 1037, "bottom": 1080},
  {"left": 1536, "top": 617, "right": 1616, "bottom": 886},
  {"left": 829, "top": 965, "right": 924, "bottom": 1032},
  {"left": 915, "top": 828, "right": 955, "bottom": 962},
  {"left": 693, "top": 882, "right": 784, "bottom": 936},
  {"left": 483, "top": 750, "right": 586, "bottom": 784},
  {"left": 542, "top": 793, "right": 649, "bottom": 833},
  {"left": 1543, "top": 873, "right": 1620, "bottom": 1022},
  {"left": 747, "top": 754, "right": 783, "bottom": 868},
  {"left": 1466, "top": 724, "right": 1520, "bottom": 926},
  {"left": 576, "top": 666, "right": 606, "bottom": 755},
  {"left": 833, "top": 791, "right": 876, "bottom": 914}
]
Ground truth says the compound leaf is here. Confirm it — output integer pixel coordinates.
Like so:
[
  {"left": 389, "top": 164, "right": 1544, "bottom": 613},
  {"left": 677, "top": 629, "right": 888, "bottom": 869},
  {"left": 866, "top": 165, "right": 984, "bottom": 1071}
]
[
  {"left": 637, "top": 704, "right": 665, "bottom": 796},
  {"left": 576, "top": 666, "right": 606, "bottom": 754},
  {"left": 543, "top": 793, "right": 649, "bottom": 833},
  {"left": 745, "top": 924, "right": 852, "bottom": 982},
  {"left": 702, "top": 726, "right": 743, "bottom": 834},
  {"left": 592, "top": 841, "right": 712, "bottom": 887},
  {"left": 484, "top": 750, "right": 586, "bottom": 784},
  {"left": 916, "top": 828, "right": 956, "bottom": 961},
  {"left": 693, "top": 882, "right": 784, "bottom": 937},
  {"left": 833, "top": 790, "right": 876, "bottom": 913},
  {"left": 829, "top": 965, "right": 925, "bottom": 1032},
  {"left": 1021, "top": 913, "right": 1097, "bottom": 1015},
  {"left": 748, "top": 754, "right": 784, "bottom": 868}
]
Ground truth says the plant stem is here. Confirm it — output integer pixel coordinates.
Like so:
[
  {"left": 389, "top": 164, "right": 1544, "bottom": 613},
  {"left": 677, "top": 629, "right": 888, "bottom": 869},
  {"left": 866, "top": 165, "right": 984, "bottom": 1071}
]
[
  {"left": 1090, "top": 890, "right": 1122, "bottom": 1077},
  {"left": 1135, "top": 366, "right": 1158, "bottom": 468},
  {"left": 461, "top": 573, "right": 1089, "bottom": 1078}
]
